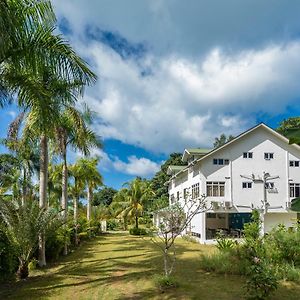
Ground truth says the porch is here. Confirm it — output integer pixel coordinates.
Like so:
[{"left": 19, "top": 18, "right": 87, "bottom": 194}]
[{"left": 205, "top": 212, "right": 252, "bottom": 240}]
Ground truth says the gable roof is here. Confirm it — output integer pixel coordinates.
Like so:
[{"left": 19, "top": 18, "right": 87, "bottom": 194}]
[
  {"left": 167, "top": 165, "right": 187, "bottom": 175},
  {"left": 182, "top": 148, "right": 211, "bottom": 162},
  {"left": 170, "top": 123, "right": 300, "bottom": 179}
]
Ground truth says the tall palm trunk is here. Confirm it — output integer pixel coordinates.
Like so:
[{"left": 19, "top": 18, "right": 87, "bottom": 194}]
[
  {"left": 21, "top": 166, "right": 27, "bottom": 206},
  {"left": 87, "top": 185, "right": 93, "bottom": 221},
  {"left": 38, "top": 134, "right": 48, "bottom": 267},
  {"left": 61, "top": 148, "right": 68, "bottom": 255},
  {"left": 74, "top": 190, "right": 79, "bottom": 245}
]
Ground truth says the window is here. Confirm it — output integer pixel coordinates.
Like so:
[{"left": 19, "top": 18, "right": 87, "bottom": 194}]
[
  {"left": 290, "top": 183, "right": 300, "bottom": 198},
  {"left": 191, "top": 183, "right": 200, "bottom": 199},
  {"left": 177, "top": 191, "right": 180, "bottom": 201},
  {"left": 206, "top": 182, "right": 225, "bottom": 197},
  {"left": 213, "top": 158, "right": 229, "bottom": 165},
  {"left": 265, "top": 182, "right": 274, "bottom": 189},
  {"left": 242, "top": 182, "right": 252, "bottom": 189},
  {"left": 290, "top": 160, "right": 300, "bottom": 167},
  {"left": 170, "top": 194, "right": 175, "bottom": 204},
  {"left": 243, "top": 152, "right": 253, "bottom": 158},
  {"left": 183, "top": 188, "right": 188, "bottom": 200},
  {"left": 264, "top": 153, "right": 274, "bottom": 160}
]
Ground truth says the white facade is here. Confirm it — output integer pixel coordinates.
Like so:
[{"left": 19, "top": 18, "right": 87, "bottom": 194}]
[{"left": 168, "top": 124, "right": 299, "bottom": 243}]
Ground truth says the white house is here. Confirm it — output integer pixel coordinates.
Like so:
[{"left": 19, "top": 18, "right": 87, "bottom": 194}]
[{"left": 165, "top": 123, "right": 300, "bottom": 243}]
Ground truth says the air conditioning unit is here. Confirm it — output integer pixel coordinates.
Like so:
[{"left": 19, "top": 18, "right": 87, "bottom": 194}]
[{"left": 224, "top": 201, "right": 232, "bottom": 209}]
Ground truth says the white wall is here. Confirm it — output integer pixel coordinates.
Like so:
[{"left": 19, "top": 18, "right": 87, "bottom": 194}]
[
  {"left": 264, "top": 212, "right": 297, "bottom": 232},
  {"left": 168, "top": 125, "right": 300, "bottom": 238}
]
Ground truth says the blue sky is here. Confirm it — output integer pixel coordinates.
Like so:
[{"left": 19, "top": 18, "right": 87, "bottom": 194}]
[{"left": 2, "top": 0, "right": 300, "bottom": 189}]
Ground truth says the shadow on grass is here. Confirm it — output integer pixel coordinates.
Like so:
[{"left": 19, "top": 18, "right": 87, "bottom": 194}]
[{"left": 1, "top": 232, "right": 300, "bottom": 300}]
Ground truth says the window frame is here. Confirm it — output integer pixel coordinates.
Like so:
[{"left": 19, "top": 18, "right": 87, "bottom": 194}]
[
  {"left": 264, "top": 152, "right": 274, "bottom": 160},
  {"left": 243, "top": 152, "right": 253, "bottom": 159},
  {"left": 242, "top": 182, "right": 252, "bottom": 189},
  {"left": 206, "top": 181, "right": 225, "bottom": 197}
]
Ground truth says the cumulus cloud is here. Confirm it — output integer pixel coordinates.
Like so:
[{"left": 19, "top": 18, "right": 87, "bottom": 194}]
[
  {"left": 71, "top": 40, "right": 300, "bottom": 153},
  {"left": 52, "top": 1, "right": 300, "bottom": 155},
  {"left": 113, "top": 156, "right": 161, "bottom": 177}
]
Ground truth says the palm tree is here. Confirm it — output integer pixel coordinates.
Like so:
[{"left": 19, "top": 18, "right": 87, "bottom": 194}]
[
  {"left": 75, "top": 158, "right": 103, "bottom": 221},
  {"left": 9, "top": 70, "right": 91, "bottom": 266},
  {"left": 0, "top": 197, "right": 62, "bottom": 279},
  {"left": 53, "top": 106, "right": 101, "bottom": 254},
  {"left": 0, "top": 0, "right": 96, "bottom": 108},
  {"left": 112, "top": 178, "right": 154, "bottom": 229},
  {"left": 69, "top": 162, "right": 85, "bottom": 245}
]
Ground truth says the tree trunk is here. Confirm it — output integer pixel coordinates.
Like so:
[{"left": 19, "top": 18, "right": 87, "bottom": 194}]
[
  {"left": 74, "top": 193, "right": 79, "bottom": 245},
  {"left": 62, "top": 150, "right": 68, "bottom": 255},
  {"left": 87, "top": 185, "right": 93, "bottom": 221},
  {"left": 135, "top": 215, "right": 139, "bottom": 229},
  {"left": 38, "top": 134, "right": 48, "bottom": 267},
  {"left": 21, "top": 167, "right": 27, "bottom": 206},
  {"left": 17, "top": 260, "right": 29, "bottom": 279}
]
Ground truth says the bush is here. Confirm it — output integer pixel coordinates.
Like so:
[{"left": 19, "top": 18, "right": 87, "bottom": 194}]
[
  {"left": 129, "top": 227, "right": 148, "bottom": 236},
  {"left": 45, "top": 227, "right": 66, "bottom": 260},
  {"left": 275, "top": 263, "right": 300, "bottom": 282},
  {"left": 107, "top": 219, "right": 119, "bottom": 231},
  {"left": 245, "top": 259, "right": 278, "bottom": 300},
  {"left": 216, "top": 235, "right": 235, "bottom": 252},
  {"left": 0, "top": 229, "right": 18, "bottom": 280},
  {"left": 154, "top": 275, "right": 179, "bottom": 290},
  {"left": 266, "top": 225, "right": 300, "bottom": 266},
  {"left": 200, "top": 250, "right": 250, "bottom": 275}
]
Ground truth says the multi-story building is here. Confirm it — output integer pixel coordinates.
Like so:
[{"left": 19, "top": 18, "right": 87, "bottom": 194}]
[{"left": 165, "top": 123, "right": 299, "bottom": 243}]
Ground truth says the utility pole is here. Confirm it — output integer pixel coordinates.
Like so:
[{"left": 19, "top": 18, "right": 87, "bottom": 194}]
[{"left": 240, "top": 172, "right": 279, "bottom": 236}]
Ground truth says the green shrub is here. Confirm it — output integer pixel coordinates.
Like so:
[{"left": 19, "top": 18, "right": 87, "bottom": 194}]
[
  {"left": 266, "top": 226, "right": 300, "bottom": 266},
  {"left": 28, "top": 258, "right": 38, "bottom": 271},
  {"left": 129, "top": 227, "right": 148, "bottom": 236},
  {"left": 245, "top": 259, "right": 278, "bottom": 300},
  {"left": 275, "top": 263, "right": 300, "bottom": 282},
  {"left": 216, "top": 236, "right": 235, "bottom": 252},
  {"left": 154, "top": 275, "right": 179, "bottom": 290},
  {"left": 107, "top": 219, "right": 119, "bottom": 231},
  {"left": 200, "top": 250, "right": 249, "bottom": 275},
  {"left": 0, "top": 229, "right": 18, "bottom": 280},
  {"left": 45, "top": 228, "right": 65, "bottom": 260}
]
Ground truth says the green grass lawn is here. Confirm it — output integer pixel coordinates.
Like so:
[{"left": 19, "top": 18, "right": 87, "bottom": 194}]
[{"left": 1, "top": 232, "right": 300, "bottom": 300}]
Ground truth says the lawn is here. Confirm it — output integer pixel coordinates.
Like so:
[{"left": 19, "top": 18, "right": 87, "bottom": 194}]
[{"left": 1, "top": 232, "right": 300, "bottom": 300}]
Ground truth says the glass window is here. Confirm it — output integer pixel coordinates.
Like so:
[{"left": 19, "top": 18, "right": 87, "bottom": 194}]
[
  {"left": 242, "top": 182, "right": 252, "bottom": 188},
  {"left": 243, "top": 152, "right": 253, "bottom": 158},
  {"left": 191, "top": 183, "right": 200, "bottom": 199},
  {"left": 264, "top": 153, "right": 274, "bottom": 160},
  {"left": 206, "top": 182, "right": 225, "bottom": 197},
  {"left": 289, "top": 183, "right": 300, "bottom": 198}
]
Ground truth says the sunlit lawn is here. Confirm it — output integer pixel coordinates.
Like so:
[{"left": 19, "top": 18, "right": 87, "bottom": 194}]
[{"left": 1, "top": 232, "right": 300, "bottom": 300}]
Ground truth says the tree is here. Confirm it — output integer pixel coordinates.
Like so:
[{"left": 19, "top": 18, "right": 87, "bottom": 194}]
[
  {"left": 93, "top": 187, "right": 117, "bottom": 206},
  {"left": 74, "top": 158, "right": 103, "bottom": 221},
  {"left": 213, "top": 134, "right": 235, "bottom": 148},
  {"left": 277, "top": 117, "right": 300, "bottom": 145},
  {"left": 112, "top": 178, "right": 154, "bottom": 229},
  {"left": 0, "top": 0, "right": 96, "bottom": 108},
  {"left": 54, "top": 106, "right": 101, "bottom": 254},
  {"left": 150, "top": 153, "right": 187, "bottom": 209},
  {"left": 151, "top": 194, "right": 207, "bottom": 278},
  {"left": 0, "top": 198, "right": 62, "bottom": 279},
  {"left": 69, "top": 162, "right": 86, "bottom": 245}
]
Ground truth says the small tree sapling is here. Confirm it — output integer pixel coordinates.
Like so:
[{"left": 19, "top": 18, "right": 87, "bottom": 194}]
[{"left": 151, "top": 192, "right": 207, "bottom": 277}]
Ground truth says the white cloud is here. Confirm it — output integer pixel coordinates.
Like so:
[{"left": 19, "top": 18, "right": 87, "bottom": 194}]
[
  {"left": 71, "top": 41, "right": 300, "bottom": 154},
  {"left": 113, "top": 155, "right": 161, "bottom": 177},
  {"left": 51, "top": 1, "right": 300, "bottom": 155}
]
